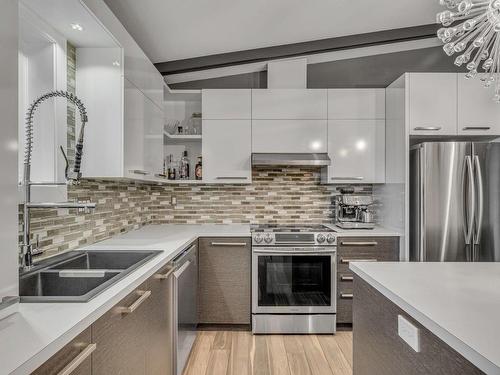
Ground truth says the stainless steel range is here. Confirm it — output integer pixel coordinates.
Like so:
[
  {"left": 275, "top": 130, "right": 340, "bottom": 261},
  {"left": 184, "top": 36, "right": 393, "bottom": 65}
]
[{"left": 251, "top": 224, "right": 337, "bottom": 334}]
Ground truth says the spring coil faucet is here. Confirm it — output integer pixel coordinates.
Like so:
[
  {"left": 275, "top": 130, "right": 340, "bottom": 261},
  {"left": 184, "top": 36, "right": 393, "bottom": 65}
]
[{"left": 21, "top": 90, "right": 95, "bottom": 269}]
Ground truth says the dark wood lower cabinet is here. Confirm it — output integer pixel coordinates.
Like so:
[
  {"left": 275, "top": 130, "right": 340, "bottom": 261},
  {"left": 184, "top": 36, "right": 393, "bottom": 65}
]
[
  {"left": 31, "top": 327, "right": 93, "bottom": 375},
  {"left": 92, "top": 281, "right": 150, "bottom": 375},
  {"left": 353, "top": 276, "right": 485, "bottom": 375},
  {"left": 33, "top": 271, "right": 174, "bottom": 375},
  {"left": 198, "top": 237, "right": 251, "bottom": 325},
  {"left": 146, "top": 264, "right": 174, "bottom": 375},
  {"left": 337, "top": 236, "right": 399, "bottom": 325}
]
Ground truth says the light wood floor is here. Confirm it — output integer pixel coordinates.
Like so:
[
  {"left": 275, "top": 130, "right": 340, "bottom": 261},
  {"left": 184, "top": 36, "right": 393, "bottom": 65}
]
[{"left": 183, "top": 331, "right": 353, "bottom": 375}]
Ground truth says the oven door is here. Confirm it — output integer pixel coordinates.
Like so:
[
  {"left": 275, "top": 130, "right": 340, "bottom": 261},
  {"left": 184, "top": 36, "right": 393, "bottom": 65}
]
[{"left": 252, "top": 247, "right": 336, "bottom": 314}]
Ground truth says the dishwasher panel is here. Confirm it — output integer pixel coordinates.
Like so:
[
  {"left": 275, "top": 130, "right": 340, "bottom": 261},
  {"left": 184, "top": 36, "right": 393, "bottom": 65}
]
[{"left": 172, "top": 244, "right": 198, "bottom": 375}]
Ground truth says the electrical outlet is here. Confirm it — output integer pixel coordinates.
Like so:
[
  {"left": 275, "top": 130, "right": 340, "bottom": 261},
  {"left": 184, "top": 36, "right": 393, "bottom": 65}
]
[{"left": 398, "top": 315, "right": 420, "bottom": 352}]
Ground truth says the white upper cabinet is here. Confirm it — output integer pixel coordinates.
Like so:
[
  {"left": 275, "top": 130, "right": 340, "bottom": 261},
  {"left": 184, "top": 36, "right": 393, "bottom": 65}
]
[
  {"left": 408, "top": 73, "right": 457, "bottom": 136},
  {"left": 202, "top": 89, "right": 251, "bottom": 119},
  {"left": 326, "top": 120, "right": 385, "bottom": 184},
  {"left": 458, "top": 74, "right": 500, "bottom": 136},
  {"left": 203, "top": 120, "right": 252, "bottom": 183},
  {"left": 252, "top": 120, "right": 327, "bottom": 153},
  {"left": 78, "top": 48, "right": 123, "bottom": 178},
  {"left": 252, "top": 89, "right": 327, "bottom": 119},
  {"left": 82, "top": 0, "right": 164, "bottom": 109},
  {"left": 328, "top": 89, "right": 385, "bottom": 119}
]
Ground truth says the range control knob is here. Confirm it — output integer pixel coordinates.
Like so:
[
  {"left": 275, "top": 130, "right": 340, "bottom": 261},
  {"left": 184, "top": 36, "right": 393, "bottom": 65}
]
[
  {"left": 326, "top": 234, "right": 336, "bottom": 244},
  {"left": 254, "top": 234, "right": 263, "bottom": 244},
  {"left": 264, "top": 234, "right": 273, "bottom": 243},
  {"left": 316, "top": 234, "right": 326, "bottom": 243}
]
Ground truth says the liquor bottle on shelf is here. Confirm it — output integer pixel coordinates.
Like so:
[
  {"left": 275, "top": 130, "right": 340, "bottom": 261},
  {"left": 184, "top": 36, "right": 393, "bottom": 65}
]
[
  {"left": 179, "top": 151, "right": 190, "bottom": 179},
  {"left": 195, "top": 156, "right": 202, "bottom": 180},
  {"left": 167, "top": 154, "right": 176, "bottom": 180}
]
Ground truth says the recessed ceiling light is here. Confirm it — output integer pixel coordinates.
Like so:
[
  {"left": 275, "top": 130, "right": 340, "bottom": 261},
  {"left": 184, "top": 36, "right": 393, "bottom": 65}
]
[
  {"left": 71, "top": 23, "right": 83, "bottom": 31},
  {"left": 112, "top": 61, "right": 120, "bottom": 67}
]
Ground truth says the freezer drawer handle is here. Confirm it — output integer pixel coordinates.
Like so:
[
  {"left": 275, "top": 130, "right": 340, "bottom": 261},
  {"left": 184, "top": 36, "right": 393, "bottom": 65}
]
[
  {"left": 462, "top": 126, "right": 491, "bottom": 131},
  {"left": 118, "top": 290, "right": 151, "bottom": 314},
  {"left": 154, "top": 268, "right": 175, "bottom": 280},
  {"left": 340, "top": 258, "right": 377, "bottom": 264},
  {"left": 57, "top": 343, "right": 97, "bottom": 375},
  {"left": 340, "top": 241, "right": 378, "bottom": 246},
  {"left": 413, "top": 126, "right": 442, "bottom": 131},
  {"left": 340, "top": 293, "right": 354, "bottom": 299},
  {"left": 211, "top": 242, "right": 247, "bottom": 247},
  {"left": 340, "top": 275, "right": 354, "bottom": 282}
]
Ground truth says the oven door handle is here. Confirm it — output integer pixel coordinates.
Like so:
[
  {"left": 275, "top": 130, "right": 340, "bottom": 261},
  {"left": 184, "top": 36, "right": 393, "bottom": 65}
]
[{"left": 253, "top": 249, "right": 336, "bottom": 254}]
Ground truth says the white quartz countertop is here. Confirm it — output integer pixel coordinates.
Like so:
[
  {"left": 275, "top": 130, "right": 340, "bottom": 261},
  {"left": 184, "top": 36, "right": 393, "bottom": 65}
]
[
  {"left": 0, "top": 224, "right": 250, "bottom": 375},
  {"left": 350, "top": 262, "right": 500, "bottom": 375},
  {"left": 326, "top": 224, "right": 402, "bottom": 237}
]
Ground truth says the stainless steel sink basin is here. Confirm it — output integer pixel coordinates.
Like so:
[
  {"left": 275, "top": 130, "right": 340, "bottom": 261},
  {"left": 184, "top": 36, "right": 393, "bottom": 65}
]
[
  {"left": 20, "top": 250, "right": 161, "bottom": 303},
  {"left": 48, "top": 251, "right": 157, "bottom": 271}
]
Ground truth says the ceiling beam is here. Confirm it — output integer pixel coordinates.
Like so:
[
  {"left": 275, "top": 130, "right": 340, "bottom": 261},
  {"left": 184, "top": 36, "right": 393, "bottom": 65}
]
[{"left": 155, "top": 23, "right": 439, "bottom": 76}]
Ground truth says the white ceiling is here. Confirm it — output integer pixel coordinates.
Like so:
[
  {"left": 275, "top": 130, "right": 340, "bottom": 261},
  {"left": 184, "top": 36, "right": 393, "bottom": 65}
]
[
  {"left": 22, "top": 0, "right": 118, "bottom": 48},
  {"left": 103, "top": 0, "right": 442, "bottom": 63}
]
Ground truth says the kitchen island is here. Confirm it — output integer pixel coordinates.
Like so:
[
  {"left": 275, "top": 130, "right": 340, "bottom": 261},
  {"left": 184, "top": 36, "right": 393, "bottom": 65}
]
[{"left": 350, "top": 262, "right": 500, "bottom": 375}]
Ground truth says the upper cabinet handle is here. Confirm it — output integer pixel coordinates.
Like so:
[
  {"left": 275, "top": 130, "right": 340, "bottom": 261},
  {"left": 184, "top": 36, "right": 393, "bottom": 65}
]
[
  {"left": 118, "top": 290, "right": 151, "bottom": 314},
  {"left": 129, "top": 169, "right": 150, "bottom": 175},
  {"left": 413, "top": 126, "right": 442, "bottom": 131},
  {"left": 57, "top": 343, "right": 97, "bottom": 375},
  {"left": 462, "top": 126, "right": 491, "bottom": 131},
  {"left": 331, "top": 177, "right": 364, "bottom": 181},
  {"left": 215, "top": 176, "right": 248, "bottom": 180}
]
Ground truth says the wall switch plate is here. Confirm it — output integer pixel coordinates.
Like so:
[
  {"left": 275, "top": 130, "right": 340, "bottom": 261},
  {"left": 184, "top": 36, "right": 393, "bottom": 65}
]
[{"left": 398, "top": 315, "right": 420, "bottom": 352}]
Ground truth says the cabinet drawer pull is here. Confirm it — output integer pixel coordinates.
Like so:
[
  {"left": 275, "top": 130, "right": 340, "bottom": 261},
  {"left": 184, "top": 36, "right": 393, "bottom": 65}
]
[
  {"left": 340, "top": 293, "right": 353, "bottom": 299},
  {"left": 57, "top": 343, "right": 97, "bottom": 375},
  {"left": 215, "top": 176, "right": 248, "bottom": 180},
  {"left": 331, "top": 177, "right": 364, "bottom": 181},
  {"left": 154, "top": 268, "right": 175, "bottom": 280},
  {"left": 129, "top": 169, "right": 150, "bottom": 175},
  {"left": 340, "top": 241, "right": 378, "bottom": 246},
  {"left": 413, "top": 126, "right": 442, "bottom": 131},
  {"left": 340, "top": 258, "right": 377, "bottom": 264},
  {"left": 340, "top": 275, "right": 354, "bottom": 282},
  {"left": 462, "top": 126, "right": 491, "bottom": 131},
  {"left": 118, "top": 290, "right": 151, "bottom": 314},
  {"left": 210, "top": 242, "right": 247, "bottom": 247}
]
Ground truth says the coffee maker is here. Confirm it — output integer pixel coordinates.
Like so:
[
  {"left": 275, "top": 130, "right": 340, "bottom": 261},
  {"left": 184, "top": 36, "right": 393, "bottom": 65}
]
[{"left": 335, "top": 191, "right": 375, "bottom": 229}]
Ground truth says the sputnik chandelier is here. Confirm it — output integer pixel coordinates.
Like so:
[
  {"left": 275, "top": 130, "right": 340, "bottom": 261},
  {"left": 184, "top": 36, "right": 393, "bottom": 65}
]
[{"left": 437, "top": 0, "right": 500, "bottom": 101}]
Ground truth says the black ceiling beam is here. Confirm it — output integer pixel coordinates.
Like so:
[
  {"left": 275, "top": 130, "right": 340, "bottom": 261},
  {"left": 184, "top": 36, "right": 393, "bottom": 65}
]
[{"left": 155, "top": 23, "right": 439, "bottom": 76}]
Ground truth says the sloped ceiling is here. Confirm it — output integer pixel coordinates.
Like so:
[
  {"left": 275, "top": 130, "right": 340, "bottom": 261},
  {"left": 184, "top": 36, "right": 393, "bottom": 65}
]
[{"left": 103, "top": 0, "right": 442, "bottom": 63}]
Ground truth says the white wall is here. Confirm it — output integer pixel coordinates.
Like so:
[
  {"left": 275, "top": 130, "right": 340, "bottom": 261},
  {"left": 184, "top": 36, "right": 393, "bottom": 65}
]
[{"left": 0, "top": 0, "right": 20, "bottom": 314}]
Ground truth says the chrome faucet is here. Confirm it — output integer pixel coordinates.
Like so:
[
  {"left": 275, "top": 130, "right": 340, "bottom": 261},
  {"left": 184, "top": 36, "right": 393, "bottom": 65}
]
[{"left": 20, "top": 90, "right": 96, "bottom": 270}]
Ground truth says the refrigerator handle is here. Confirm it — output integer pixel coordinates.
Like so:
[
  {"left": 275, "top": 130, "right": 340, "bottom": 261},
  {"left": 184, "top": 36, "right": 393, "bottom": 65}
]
[
  {"left": 464, "top": 156, "right": 475, "bottom": 247},
  {"left": 473, "top": 155, "right": 484, "bottom": 248},
  {"left": 418, "top": 147, "right": 425, "bottom": 262}
]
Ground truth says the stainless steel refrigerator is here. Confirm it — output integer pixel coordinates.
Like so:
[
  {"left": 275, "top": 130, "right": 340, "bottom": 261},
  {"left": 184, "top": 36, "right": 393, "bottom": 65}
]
[{"left": 410, "top": 142, "right": 500, "bottom": 262}]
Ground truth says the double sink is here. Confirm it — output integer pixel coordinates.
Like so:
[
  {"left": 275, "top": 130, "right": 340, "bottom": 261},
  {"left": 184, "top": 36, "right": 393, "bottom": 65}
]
[{"left": 20, "top": 250, "right": 161, "bottom": 302}]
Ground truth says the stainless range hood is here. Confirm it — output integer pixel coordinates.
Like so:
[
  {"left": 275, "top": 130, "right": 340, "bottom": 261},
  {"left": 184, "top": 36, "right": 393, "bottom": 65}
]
[{"left": 252, "top": 153, "right": 331, "bottom": 167}]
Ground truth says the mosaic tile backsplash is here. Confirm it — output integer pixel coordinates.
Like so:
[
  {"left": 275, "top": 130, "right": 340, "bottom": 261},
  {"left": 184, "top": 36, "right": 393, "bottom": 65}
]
[{"left": 21, "top": 167, "right": 372, "bottom": 259}]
